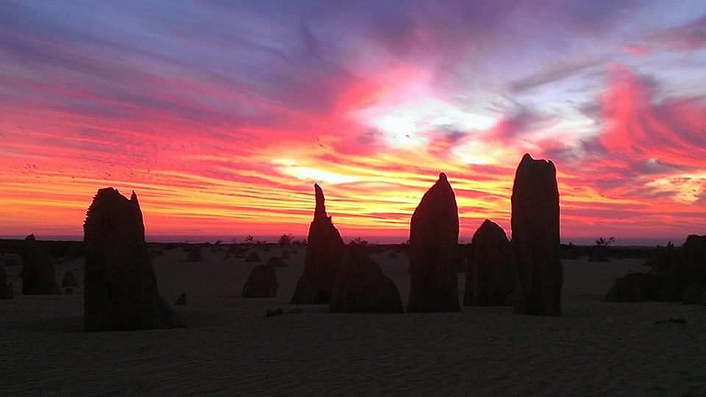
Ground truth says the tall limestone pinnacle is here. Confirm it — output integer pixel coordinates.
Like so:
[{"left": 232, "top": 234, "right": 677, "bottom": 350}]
[
  {"left": 407, "top": 172, "right": 461, "bottom": 312},
  {"left": 290, "top": 184, "right": 345, "bottom": 304},
  {"left": 83, "top": 187, "right": 180, "bottom": 331},
  {"left": 511, "top": 153, "right": 562, "bottom": 316},
  {"left": 314, "top": 183, "right": 327, "bottom": 219}
]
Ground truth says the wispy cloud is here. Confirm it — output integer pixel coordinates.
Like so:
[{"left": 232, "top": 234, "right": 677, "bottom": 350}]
[{"left": 0, "top": 0, "right": 704, "bottom": 239}]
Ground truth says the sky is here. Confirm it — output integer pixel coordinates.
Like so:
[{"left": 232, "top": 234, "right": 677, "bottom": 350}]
[{"left": 0, "top": 0, "right": 705, "bottom": 242}]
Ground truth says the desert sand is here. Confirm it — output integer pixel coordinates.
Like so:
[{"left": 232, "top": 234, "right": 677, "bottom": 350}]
[{"left": 1, "top": 246, "right": 705, "bottom": 396}]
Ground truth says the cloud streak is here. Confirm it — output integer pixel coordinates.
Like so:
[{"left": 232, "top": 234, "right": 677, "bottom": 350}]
[{"left": 0, "top": 1, "right": 705, "bottom": 240}]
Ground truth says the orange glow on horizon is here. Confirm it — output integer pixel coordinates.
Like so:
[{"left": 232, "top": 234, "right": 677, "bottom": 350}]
[{"left": 1, "top": 61, "right": 704, "bottom": 241}]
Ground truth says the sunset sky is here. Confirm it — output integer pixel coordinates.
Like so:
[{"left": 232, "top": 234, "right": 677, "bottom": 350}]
[{"left": 1, "top": 1, "right": 705, "bottom": 242}]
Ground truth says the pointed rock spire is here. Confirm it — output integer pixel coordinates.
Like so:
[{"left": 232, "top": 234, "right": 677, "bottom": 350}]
[
  {"left": 407, "top": 172, "right": 460, "bottom": 312},
  {"left": 314, "top": 183, "right": 326, "bottom": 219},
  {"left": 291, "top": 184, "right": 345, "bottom": 304}
]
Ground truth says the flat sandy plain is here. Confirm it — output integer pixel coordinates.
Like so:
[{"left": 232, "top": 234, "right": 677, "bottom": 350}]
[{"left": 2, "top": 246, "right": 705, "bottom": 396}]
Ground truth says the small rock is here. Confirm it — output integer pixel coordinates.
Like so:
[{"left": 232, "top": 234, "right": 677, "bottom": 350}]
[
  {"left": 242, "top": 265, "right": 278, "bottom": 298},
  {"left": 175, "top": 293, "right": 187, "bottom": 305}
]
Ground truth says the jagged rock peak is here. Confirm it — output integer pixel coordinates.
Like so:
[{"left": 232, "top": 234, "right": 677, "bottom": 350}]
[
  {"left": 480, "top": 218, "right": 501, "bottom": 230},
  {"left": 314, "top": 183, "right": 327, "bottom": 219},
  {"left": 83, "top": 187, "right": 145, "bottom": 242},
  {"left": 519, "top": 153, "right": 556, "bottom": 170}
]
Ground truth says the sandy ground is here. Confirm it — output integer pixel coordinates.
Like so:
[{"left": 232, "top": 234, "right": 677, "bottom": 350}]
[{"left": 1, "top": 247, "right": 705, "bottom": 396}]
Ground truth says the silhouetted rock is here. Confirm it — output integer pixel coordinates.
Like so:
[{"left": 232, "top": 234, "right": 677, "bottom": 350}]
[
  {"left": 83, "top": 188, "right": 181, "bottom": 331},
  {"left": 464, "top": 220, "right": 513, "bottom": 306},
  {"left": 681, "top": 235, "right": 706, "bottom": 286},
  {"left": 605, "top": 272, "right": 659, "bottom": 302},
  {"left": 0, "top": 267, "right": 12, "bottom": 299},
  {"left": 330, "top": 243, "right": 403, "bottom": 313},
  {"left": 175, "top": 293, "right": 186, "bottom": 305},
  {"left": 267, "top": 256, "right": 287, "bottom": 268},
  {"left": 242, "top": 264, "right": 278, "bottom": 298},
  {"left": 186, "top": 249, "right": 202, "bottom": 262},
  {"left": 642, "top": 235, "right": 705, "bottom": 302},
  {"left": 647, "top": 243, "right": 681, "bottom": 301},
  {"left": 245, "top": 252, "right": 261, "bottom": 262},
  {"left": 291, "top": 184, "right": 345, "bottom": 304},
  {"left": 281, "top": 250, "right": 290, "bottom": 260},
  {"left": 511, "top": 154, "right": 562, "bottom": 316},
  {"left": 22, "top": 234, "right": 61, "bottom": 295},
  {"left": 407, "top": 173, "right": 460, "bottom": 312},
  {"left": 62, "top": 271, "right": 78, "bottom": 288}
]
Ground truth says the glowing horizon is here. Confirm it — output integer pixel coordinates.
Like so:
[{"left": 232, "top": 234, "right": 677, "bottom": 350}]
[{"left": 1, "top": 1, "right": 704, "bottom": 240}]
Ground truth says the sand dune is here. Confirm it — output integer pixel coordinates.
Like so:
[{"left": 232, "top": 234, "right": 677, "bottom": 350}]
[{"left": 1, "top": 248, "right": 705, "bottom": 396}]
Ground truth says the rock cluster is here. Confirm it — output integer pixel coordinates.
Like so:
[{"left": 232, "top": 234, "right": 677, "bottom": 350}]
[{"left": 606, "top": 235, "right": 706, "bottom": 304}]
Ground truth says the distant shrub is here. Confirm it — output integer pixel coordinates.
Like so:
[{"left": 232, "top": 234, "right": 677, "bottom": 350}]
[
  {"left": 278, "top": 234, "right": 293, "bottom": 246},
  {"left": 351, "top": 237, "right": 368, "bottom": 245},
  {"left": 595, "top": 236, "right": 615, "bottom": 247}
]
